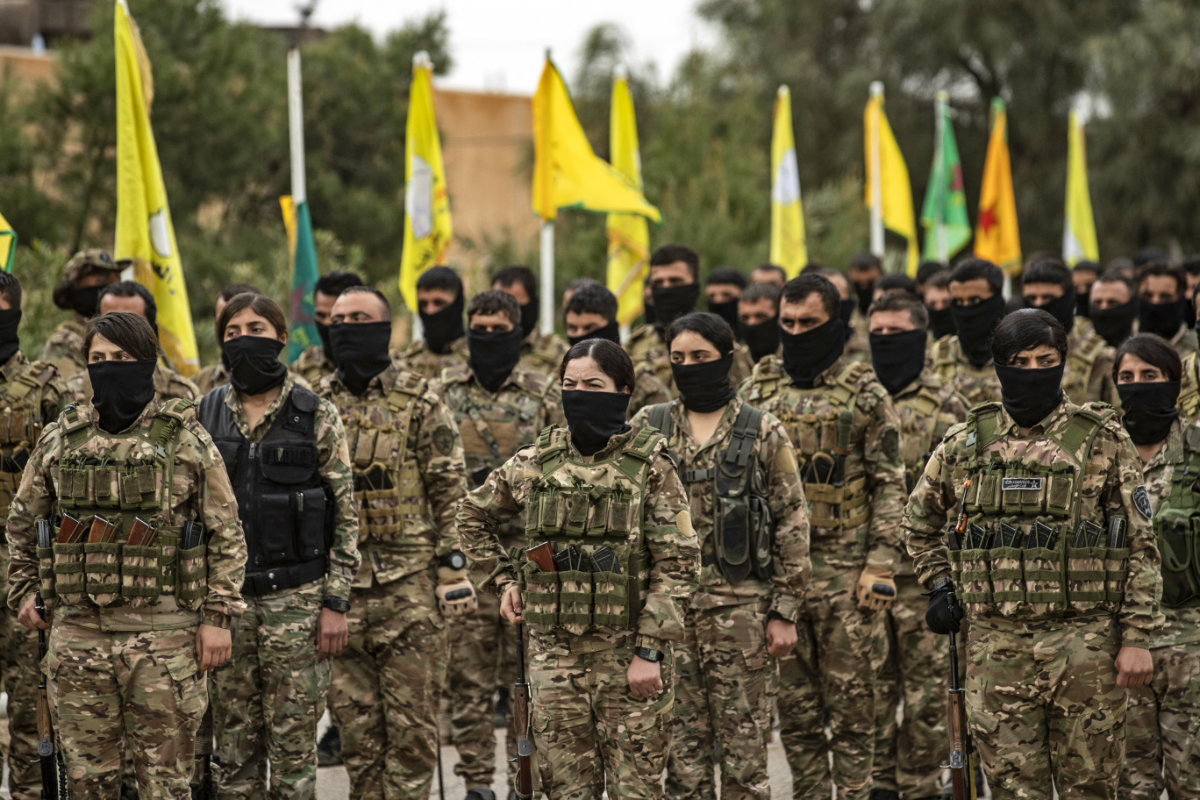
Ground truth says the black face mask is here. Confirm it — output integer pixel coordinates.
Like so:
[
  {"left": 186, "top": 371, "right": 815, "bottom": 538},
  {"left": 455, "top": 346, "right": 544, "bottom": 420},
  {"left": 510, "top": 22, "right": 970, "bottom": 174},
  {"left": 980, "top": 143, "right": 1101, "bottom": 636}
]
[
  {"left": 330, "top": 321, "right": 393, "bottom": 396},
  {"left": 1027, "top": 288, "right": 1076, "bottom": 334},
  {"left": 707, "top": 297, "right": 740, "bottom": 334},
  {"left": 1090, "top": 300, "right": 1138, "bottom": 347},
  {"left": 1118, "top": 381, "right": 1180, "bottom": 445},
  {"left": 1139, "top": 298, "right": 1185, "bottom": 340},
  {"left": 742, "top": 317, "right": 780, "bottom": 362},
  {"left": 1076, "top": 290, "right": 1091, "bottom": 319},
  {"left": 839, "top": 298, "right": 856, "bottom": 335},
  {"left": 0, "top": 308, "right": 21, "bottom": 366},
  {"left": 869, "top": 329, "right": 927, "bottom": 396},
  {"left": 650, "top": 283, "right": 700, "bottom": 328},
  {"left": 561, "top": 390, "right": 630, "bottom": 456},
  {"left": 420, "top": 293, "right": 465, "bottom": 355},
  {"left": 951, "top": 294, "right": 1006, "bottom": 367},
  {"left": 222, "top": 336, "right": 287, "bottom": 396},
  {"left": 781, "top": 318, "right": 845, "bottom": 388},
  {"left": 88, "top": 360, "right": 156, "bottom": 434},
  {"left": 518, "top": 301, "right": 538, "bottom": 338},
  {"left": 315, "top": 321, "right": 333, "bottom": 361},
  {"left": 568, "top": 321, "right": 620, "bottom": 347},
  {"left": 643, "top": 298, "right": 656, "bottom": 326},
  {"left": 72, "top": 285, "right": 104, "bottom": 319},
  {"left": 671, "top": 354, "right": 735, "bottom": 413},
  {"left": 994, "top": 363, "right": 1065, "bottom": 428},
  {"left": 854, "top": 282, "right": 875, "bottom": 316},
  {"left": 468, "top": 326, "right": 524, "bottom": 393},
  {"left": 927, "top": 305, "right": 956, "bottom": 340}
]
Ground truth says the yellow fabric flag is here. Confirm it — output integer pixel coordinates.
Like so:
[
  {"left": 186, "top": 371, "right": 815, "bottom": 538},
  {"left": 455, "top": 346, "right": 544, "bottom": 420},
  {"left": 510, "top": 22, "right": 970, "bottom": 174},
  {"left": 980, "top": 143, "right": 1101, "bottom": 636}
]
[
  {"left": 399, "top": 52, "right": 452, "bottom": 312},
  {"left": 975, "top": 98, "right": 1022, "bottom": 275},
  {"left": 1063, "top": 110, "right": 1098, "bottom": 266},
  {"left": 533, "top": 58, "right": 661, "bottom": 223},
  {"left": 605, "top": 70, "right": 650, "bottom": 326},
  {"left": 0, "top": 210, "right": 14, "bottom": 272},
  {"left": 114, "top": 1, "right": 198, "bottom": 376},
  {"left": 771, "top": 85, "right": 807, "bottom": 278},
  {"left": 280, "top": 196, "right": 297, "bottom": 261},
  {"left": 863, "top": 92, "right": 919, "bottom": 276}
]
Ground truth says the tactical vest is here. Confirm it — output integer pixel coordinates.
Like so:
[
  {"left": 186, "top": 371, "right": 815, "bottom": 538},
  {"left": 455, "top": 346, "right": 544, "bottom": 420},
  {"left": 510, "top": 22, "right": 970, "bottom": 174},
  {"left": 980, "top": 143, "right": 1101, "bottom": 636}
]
[
  {"left": 443, "top": 372, "right": 539, "bottom": 488},
  {"left": 1152, "top": 424, "right": 1200, "bottom": 609},
  {"left": 1062, "top": 330, "right": 1105, "bottom": 404},
  {"left": 0, "top": 360, "right": 58, "bottom": 520},
  {"left": 1178, "top": 353, "right": 1200, "bottom": 423},
  {"left": 519, "top": 426, "right": 660, "bottom": 637},
  {"left": 43, "top": 399, "right": 206, "bottom": 612},
  {"left": 896, "top": 382, "right": 945, "bottom": 493},
  {"left": 930, "top": 336, "right": 963, "bottom": 387},
  {"left": 199, "top": 385, "right": 329, "bottom": 596},
  {"left": 646, "top": 402, "right": 773, "bottom": 583},
  {"left": 948, "top": 402, "right": 1129, "bottom": 618}
]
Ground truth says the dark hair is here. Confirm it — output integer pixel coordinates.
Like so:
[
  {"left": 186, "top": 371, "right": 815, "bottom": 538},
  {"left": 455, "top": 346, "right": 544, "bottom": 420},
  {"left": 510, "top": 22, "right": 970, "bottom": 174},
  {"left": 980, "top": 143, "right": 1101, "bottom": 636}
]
[
  {"left": 950, "top": 258, "right": 1005, "bottom": 296},
  {"left": 217, "top": 283, "right": 261, "bottom": 304},
  {"left": 740, "top": 281, "right": 780, "bottom": 308},
  {"left": 991, "top": 309, "right": 1069, "bottom": 366},
  {"left": 868, "top": 290, "right": 929, "bottom": 328},
  {"left": 559, "top": 338, "right": 635, "bottom": 393},
  {"left": 564, "top": 276, "right": 602, "bottom": 296},
  {"left": 1106, "top": 256, "right": 1135, "bottom": 278},
  {"left": 667, "top": 311, "right": 735, "bottom": 356},
  {"left": 417, "top": 265, "right": 462, "bottom": 295},
  {"left": 0, "top": 272, "right": 22, "bottom": 309},
  {"left": 216, "top": 293, "right": 288, "bottom": 341},
  {"left": 706, "top": 267, "right": 746, "bottom": 289},
  {"left": 315, "top": 270, "right": 365, "bottom": 298},
  {"left": 1133, "top": 247, "right": 1168, "bottom": 267},
  {"left": 649, "top": 244, "right": 700, "bottom": 280},
  {"left": 781, "top": 274, "right": 839, "bottom": 319},
  {"left": 848, "top": 251, "right": 882, "bottom": 273},
  {"left": 1094, "top": 269, "right": 1136, "bottom": 297},
  {"left": 924, "top": 270, "right": 951, "bottom": 290},
  {"left": 492, "top": 265, "right": 538, "bottom": 302},
  {"left": 467, "top": 289, "right": 520, "bottom": 326},
  {"left": 99, "top": 281, "right": 157, "bottom": 331},
  {"left": 916, "top": 260, "right": 947, "bottom": 285},
  {"left": 1022, "top": 256, "right": 1072, "bottom": 292},
  {"left": 1113, "top": 333, "right": 1181, "bottom": 384},
  {"left": 1073, "top": 260, "right": 1101, "bottom": 277},
  {"left": 83, "top": 312, "right": 159, "bottom": 362},
  {"left": 565, "top": 284, "right": 618, "bottom": 323},
  {"left": 1136, "top": 260, "right": 1185, "bottom": 297},
  {"left": 338, "top": 286, "right": 392, "bottom": 321},
  {"left": 875, "top": 274, "right": 918, "bottom": 297},
  {"left": 1182, "top": 255, "right": 1200, "bottom": 277},
  {"left": 751, "top": 263, "right": 787, "bottom": 284}
]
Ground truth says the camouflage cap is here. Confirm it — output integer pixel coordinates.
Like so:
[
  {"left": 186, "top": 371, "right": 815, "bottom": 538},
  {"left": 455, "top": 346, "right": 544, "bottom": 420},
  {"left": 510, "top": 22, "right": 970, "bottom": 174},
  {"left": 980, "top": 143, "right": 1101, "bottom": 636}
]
[{"left": 61, "top": 249, "right": 120, "bottom": 284}]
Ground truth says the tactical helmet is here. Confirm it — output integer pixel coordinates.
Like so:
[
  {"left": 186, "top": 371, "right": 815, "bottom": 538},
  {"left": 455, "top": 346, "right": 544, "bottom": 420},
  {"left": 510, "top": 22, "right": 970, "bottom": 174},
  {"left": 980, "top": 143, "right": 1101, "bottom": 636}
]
[{"left": 52, "top": 249, "right": 122, "bottom": 310}]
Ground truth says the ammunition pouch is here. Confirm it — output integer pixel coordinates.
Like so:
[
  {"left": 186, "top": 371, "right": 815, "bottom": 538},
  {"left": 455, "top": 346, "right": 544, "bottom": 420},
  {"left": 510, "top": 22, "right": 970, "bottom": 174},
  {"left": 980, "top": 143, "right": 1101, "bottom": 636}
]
[{"left": 1153, "top": 424, "right": 1200, "bottom": 608}]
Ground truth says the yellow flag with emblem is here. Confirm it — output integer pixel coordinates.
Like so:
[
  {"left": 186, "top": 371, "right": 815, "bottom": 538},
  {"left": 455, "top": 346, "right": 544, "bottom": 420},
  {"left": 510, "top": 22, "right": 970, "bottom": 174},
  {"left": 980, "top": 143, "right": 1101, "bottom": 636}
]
[
  {"left": 770, "top": 85, "right": 807, "bottom": 277},
  {"left": 605, "top": 68, "right": 650, "bottom": 326},
  {"left": 1063, "top": 110, "right": 1098, "bottom": 265},
  {"left": 0, "top": 210, "right": 13, "bottom": 272},
  {"left": 864, "top": 91, "right": 919, "bottom": 276}
]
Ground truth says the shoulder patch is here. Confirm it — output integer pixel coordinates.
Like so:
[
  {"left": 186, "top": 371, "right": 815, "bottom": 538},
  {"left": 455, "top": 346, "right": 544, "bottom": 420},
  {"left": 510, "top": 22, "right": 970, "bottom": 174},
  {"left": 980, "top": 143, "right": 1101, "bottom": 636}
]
[
  {"left": 433, "top": 424, "right": 455, "bottom": 456},
  {"left": 1132, "top": 485, "right": 1153, "bottom": 520}
]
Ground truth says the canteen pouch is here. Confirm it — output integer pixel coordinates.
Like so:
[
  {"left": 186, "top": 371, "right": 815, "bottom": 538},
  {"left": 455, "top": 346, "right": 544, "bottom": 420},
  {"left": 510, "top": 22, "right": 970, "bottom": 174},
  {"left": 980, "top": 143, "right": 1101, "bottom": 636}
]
[
  {"left": 556, "top": 569, "right": 593, "bottom": 636},
  {"left": 1065, "top": 543, "right": 1109, "bottom": 612},
  {"left": 1157, "top": 508, "right": 1200, "bottom": 608}
]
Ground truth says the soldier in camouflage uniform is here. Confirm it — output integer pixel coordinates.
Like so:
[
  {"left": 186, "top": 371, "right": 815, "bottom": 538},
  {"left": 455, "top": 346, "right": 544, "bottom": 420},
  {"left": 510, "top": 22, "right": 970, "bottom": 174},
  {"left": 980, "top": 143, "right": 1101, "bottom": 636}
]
[
  {"left": 8, "top": 311, "right": 247, "bottom": 799},
  {"left": 318, "top": 285, "right": 476, "bottom": 798},
  {"left": 631, "top": 312, "right": 810, "bottom": 800},
  {"left": 199, "top": 293, "right": 359, "bottom": 800},
  {"left": 866, "top": 291, "right": 970, "bottom": 800},
  {"left": 290, "top": 271, "right": 363, "bottom": 387},
  {"left": 401, "top": 266, "right": 469, "bottom": 380},
  {"left": 41, "top": 249, "right": 122, "bottom": 379},
  {"left": 1109, "top": 335, "right": 1200, "bottom": 800},
  {"left": 492, "top": 265, "right": 569, "bottom": 376},
  {"left": 739, "top": 274, "right": 906, "bottom": 800},
  {"left": 737, "top": 282, "right": 781, "bottom": 364},
  {"left": 429, "top": 290, "right": 565, "bottom": 798},
  {"left": 905, "top": 309, "right": 1161, "bottom": 799},
  {"left": 458, "top": 338, "right": 699, "bottom": 800},
  {"left": 819, "top": 267, "right": 870, "bottom": 365},
  {"left": 928, "top": 259, "right": 1008, "bottom": 406},
  {"left": 1137, "top": 261, "right": 1199, "bottom": 360},
  {"left": 192, "top": 284, "right": 261, "bottom": 396}
]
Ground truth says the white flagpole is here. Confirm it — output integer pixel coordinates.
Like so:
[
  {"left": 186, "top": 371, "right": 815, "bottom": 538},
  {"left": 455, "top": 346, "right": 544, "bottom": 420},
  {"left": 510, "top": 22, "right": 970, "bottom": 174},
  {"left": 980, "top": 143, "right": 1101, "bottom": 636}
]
[
  {"left": 540, "top": 221, "right": 554, "bottom": 335},
  {"left": 935, "top": 90, "right": 948, "bottom": 262},
  {"left": 287, "top": 48, "right": 306, "bottom": 205},
  {"left": 869, "top": 81, "right": 885, "bottom": 258}
]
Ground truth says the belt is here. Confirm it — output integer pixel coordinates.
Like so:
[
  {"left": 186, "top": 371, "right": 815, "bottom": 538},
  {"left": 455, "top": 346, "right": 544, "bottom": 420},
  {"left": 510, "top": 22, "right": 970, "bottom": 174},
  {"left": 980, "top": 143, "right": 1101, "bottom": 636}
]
[{"left": 242, "top": 558, "right": 326, "bottom": 597}]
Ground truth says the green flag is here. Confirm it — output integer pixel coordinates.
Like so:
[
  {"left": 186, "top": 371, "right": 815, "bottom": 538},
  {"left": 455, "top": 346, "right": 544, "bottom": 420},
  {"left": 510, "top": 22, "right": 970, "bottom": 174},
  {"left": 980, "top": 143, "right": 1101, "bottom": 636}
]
[
  {"left": 281, "top": 196, "right": 320, "bottom": 363},
  {"left": 920, "top": 93, "right": 972, "bottom": 261}
]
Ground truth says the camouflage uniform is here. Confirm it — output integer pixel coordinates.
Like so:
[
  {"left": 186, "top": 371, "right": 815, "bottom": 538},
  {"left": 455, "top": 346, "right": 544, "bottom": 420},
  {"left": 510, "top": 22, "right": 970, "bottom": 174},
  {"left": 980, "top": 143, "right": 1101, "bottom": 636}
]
[
  {"left": 626, "top": 323, "right": 753, "bottom": 393},
  {"left": 457, "top": 426, "right": 700, "bottom": 800},
  {"left": 400, "top": 336, "right": 468, "bottom": 381},
  {"left": 928, "top": 334, "right": 1004, "bottom": 407},
  {"left": 65, "top": 361, "right": 199, "bottom": 406},
  {"left": 429, "top": 363, "right": 564, "bottom": 789},
  {"left": 903, "top": 399, "right": 1163, "bottom": 799},
  {"left": 844, "top": 310, "right": 871, "bottom": 365},
  {"left": 1168, "top": 323, "right": 1199, "bottom": 360},
  {"left": 519, "top": 330, "right": 569, "bottom": 376},
  {"left": 289, "top": 344, "right": 335, "bottom": 388},
  {"left": 1175, "top": 352, "right": 1200, "bottom": 425},
  {"left": 316, "top": 357, "right": 467, "bottom": 798},
  {"left": 871, "top": 372, "right": 970, "bottom": 798},
  {"left": 6, "top": 398, "right": 247, "bottom": 800},
  {"left": 629, "top": 364, "right": 672, "bottom": 419},
  {"left": 205, "top": 375, "right": 359, "bottom": 800},
  {"left": 1119, "top": 419, "right": 1200, "bottom": 800},
  {"left": 193, "top": 362, "right": 230, "bottom": 396},
  {"left": 1063, "top": 318, "right": 1118, "bottom": 406},
  {"left": 739, "top": 354, "right": 906, "bottom": 800},
  {"left": 39, "top": 317, "right": 88, "bottom": 380},
  {"left": 630, "top": 397, "right": 811, "bottom": 800}
]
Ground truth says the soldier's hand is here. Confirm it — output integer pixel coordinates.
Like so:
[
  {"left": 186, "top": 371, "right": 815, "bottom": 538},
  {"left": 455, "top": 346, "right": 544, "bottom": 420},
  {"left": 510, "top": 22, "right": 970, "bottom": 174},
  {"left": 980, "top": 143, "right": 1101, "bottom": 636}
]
[
  {"left": 1115, "top": 646, "right": 1153, "bottom": 688},
  {"left": 195, "top": 624, "right": 232, "bottom": 671},
  {"left": 923, "top": 577, "right": 963, "bottom": 635},
  {"left": 855, "top": 565, "right": 897, "bottom": 612},
  {"left": 436, "top": 567, "right": 479, "bottom": 618},
  {"left": 500, "top": 584, "right": 523, "bottom": 625},
  {"left": 317, "top": 608, "right": 349, "bottom": 659},
  {"left": 17, "top": 594, "right": 49, "bottom": 631},
  {"left": 765, "top": 618, "right": 797, "bottom": 658},
  {"left": 627, "top": 656, "right": 663, "bottom": 699}
]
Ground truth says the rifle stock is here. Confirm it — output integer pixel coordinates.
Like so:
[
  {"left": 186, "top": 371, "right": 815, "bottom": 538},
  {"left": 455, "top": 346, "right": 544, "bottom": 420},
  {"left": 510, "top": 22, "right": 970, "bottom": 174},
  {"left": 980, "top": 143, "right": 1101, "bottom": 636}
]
[
  {"left": 945, "top": 619, "right": 977, "bottom": 799},
  {"left": 512, "top": 622, "right": 533, "bottom": 799},
  {"left": 35, "top": 594, "right": 58, "bottom": 800}
]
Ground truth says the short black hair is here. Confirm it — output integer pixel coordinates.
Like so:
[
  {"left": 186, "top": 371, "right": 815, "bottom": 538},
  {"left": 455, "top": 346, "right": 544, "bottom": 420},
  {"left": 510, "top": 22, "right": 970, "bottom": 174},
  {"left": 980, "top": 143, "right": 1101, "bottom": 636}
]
[
  {"left": 217, "top": 283, "right": 261, "bottom": 304},
  {"left": 83, "top": 312, "right": 159, "bottom": 362},
  {"left": 875, "top": 274, "right": 918, "bottom": 297},
  {"left": 706, "top": 267, "right": 746, "bottom": 289},
  {"left": 467, "top": 289, "right": 520, "bottom": 326},
  {"left": 0, "top": 272, "right": 22, "bottom": 309},
  {"left": 1182, "top": 255, "right": 1200, "bottom": 277},
  {"left": 492, "top": 265, "right": 538, "bottom": 303},
  {"left": 916, "top": 260, "right": 947, "bottom": 285},
  {"left": 1113, "top": 333, "right": 1181, "bottom": 384},
  {"left": 781, "top": 274, "right": 839, "bottom": 320},
  {"left": 649, "top": 244, "right": 700, "bottom": 280},
  {"left": 99, "top": 281, "right": 157, "bottom": 331},
  {"left": 848, "top": 251, "right": 882, "bottom": 273},
  {"left": 417, "top": 265, "right": 462, "bottom": 295},
  {"left": 1095, "top": 269, "right": 1136, "bottom": 298},
  {"left": 740, "top": 282, "right": 780, "bottom": 308},
  {"left": 565, "top": 284, "right": 618, "bottom": 323},
  {"left": 559, "top": 338, "right": 635, "bottom": 394},
  {"left": 868, "top": 290, "right": 929, "bottom": 329},
  {"left": 667, "top": 312, "right": 735, "bottom": 357},
  {"left": 338, "top": 285, "right": 393, "bottom": 321},
  {"left": 1136, "top": 261, "right": 1186, "bottom": 298},
  {"left": 1022, "top": 256, "right": 1072, "bottom": 292},
  {"left": 1073, "top": 260, "right": 1101, "bottom": 278},
  {"left": 1133, "top": 247, "right": 1168, "bottom": 267},
  {"left": 950, "top": 258, "right": 1005, "bottom": 296},
  {"left": 751, "top": 263, "right": 787, "bottom": 284},
  {"left": 217, "top": 293, "right": 287, "bottom": 341},
  {"left": 924, "top": 270, "right": 951, "bottom": 290},
  {"left": 315, "top": 270, "right": 365, "bottom": 298},
  {"left": 991, "top": 309, "right": 1069, "bottom": 366}
]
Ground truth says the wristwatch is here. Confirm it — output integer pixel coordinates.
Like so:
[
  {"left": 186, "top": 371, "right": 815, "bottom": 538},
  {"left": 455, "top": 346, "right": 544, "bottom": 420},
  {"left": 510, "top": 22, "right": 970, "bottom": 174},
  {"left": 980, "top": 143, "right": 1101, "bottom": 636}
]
[
  {"left": 322, "top": 595, "right": 351, "bottom": 614},
  {"left": 634, "top": 646, "right": 663, "bottom": 663},
  {"left": 439, "top": 551, "right": 467, "bottom": 570}
]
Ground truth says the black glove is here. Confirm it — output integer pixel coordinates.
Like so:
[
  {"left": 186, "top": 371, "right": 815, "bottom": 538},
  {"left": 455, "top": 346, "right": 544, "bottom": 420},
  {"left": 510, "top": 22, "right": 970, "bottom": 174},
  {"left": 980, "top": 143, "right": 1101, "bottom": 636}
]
[{"left": 924, "top": 577, "right": 963, "bottom": 634}]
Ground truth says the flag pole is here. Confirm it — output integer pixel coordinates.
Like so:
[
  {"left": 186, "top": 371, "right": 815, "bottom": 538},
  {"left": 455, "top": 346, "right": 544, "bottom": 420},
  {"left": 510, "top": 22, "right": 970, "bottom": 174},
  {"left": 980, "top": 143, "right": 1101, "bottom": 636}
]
[
  {"left": 410, "top": 50, "right": 433, "bottom": 343},
  {"left": 287, "top": 48, "right": 306, "bottom": 205},
  {"left": 868, "top": 81, "right": 885, "bottom": 259},
  {"left": 614, "top": 62, "right": 631, "bottom": 344},
  {"left": 539, "top": 48, "right": 555, "bottom": 336},
  {"left": 934, "top": 90, "right": 948, "bottom": 262}
]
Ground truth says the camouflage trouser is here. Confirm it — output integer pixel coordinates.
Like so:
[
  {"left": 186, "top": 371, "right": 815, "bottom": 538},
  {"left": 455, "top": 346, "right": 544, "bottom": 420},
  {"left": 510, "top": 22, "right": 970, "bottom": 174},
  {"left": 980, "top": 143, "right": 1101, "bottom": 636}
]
[
  {"left": 329, "top": 573, "right": 445, "bottom": 800},
  {"left": 664, "top": 600, "right": 773, "bottom": 800},
  {"left": 777, "top": 565, "right": 885, "bottom": 800},
  {"left": 529, "top": 634, "right": 673, "bottom": 800},
  {"left": 965, "top": 614, "right": 1126, "bottom": 800},
  {"left": 212, "top": 580, "right": 328, "bottom": 800},
  {"left": 0, "top": 603, "right": 44, "bottom": 800},
  {"left": 46, "top": 621, "right": 206, "bottom": 800},
  {"left": 1118, "top": 636, "right": 1200, "bottom": 800},
  {"left": 870, "top": 574, "right": 949, "bottom": 798}
]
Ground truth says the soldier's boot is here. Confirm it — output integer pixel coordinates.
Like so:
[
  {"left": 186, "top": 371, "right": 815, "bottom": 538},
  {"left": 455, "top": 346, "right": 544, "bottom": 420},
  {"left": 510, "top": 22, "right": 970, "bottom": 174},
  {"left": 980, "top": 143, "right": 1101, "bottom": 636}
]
[
  {"left": 868, "top": 791, "right": 900, "bottom": 800},
  {"left": 316, "top": 725, "right": 342, "bottom": 767},
  {"left": 465, "top": 789, "right": 496, "bottom": 800}
]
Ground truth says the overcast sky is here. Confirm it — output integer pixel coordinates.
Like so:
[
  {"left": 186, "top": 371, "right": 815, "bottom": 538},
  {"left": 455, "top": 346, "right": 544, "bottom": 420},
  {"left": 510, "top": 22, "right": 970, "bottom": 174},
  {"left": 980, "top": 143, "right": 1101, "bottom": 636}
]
[{"left": 222, "top": 0, "right": 714, "bottom": 93}]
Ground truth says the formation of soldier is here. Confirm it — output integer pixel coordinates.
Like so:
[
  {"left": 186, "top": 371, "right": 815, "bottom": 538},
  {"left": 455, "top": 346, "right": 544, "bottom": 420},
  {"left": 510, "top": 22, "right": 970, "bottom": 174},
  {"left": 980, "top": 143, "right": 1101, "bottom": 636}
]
[{"left": 2, "top": 242, "right": 1197, "bottom": 800}]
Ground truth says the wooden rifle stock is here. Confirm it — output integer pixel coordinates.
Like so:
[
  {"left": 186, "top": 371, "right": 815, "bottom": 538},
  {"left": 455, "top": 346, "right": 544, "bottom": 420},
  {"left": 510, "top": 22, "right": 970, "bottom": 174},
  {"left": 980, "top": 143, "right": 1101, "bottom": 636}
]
[
  {"left": 512, "top": 622, "right": 533, "bottom": 799},
  {"left": 945, "top": 622, "right": 977, "bottom": 799},
  {"left": 35, "top": 594, "right": 58, "bottom": 800}
]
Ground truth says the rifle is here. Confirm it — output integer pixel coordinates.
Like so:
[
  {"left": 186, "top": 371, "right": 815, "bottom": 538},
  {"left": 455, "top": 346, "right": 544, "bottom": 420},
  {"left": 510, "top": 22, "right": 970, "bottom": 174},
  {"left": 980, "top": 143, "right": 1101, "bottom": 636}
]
[
  {"left": 945, "top": 589, "right": 978, "bottom": 800},
  {"left": 35, "top": 593, "right": 58, "bottom": 800},
  {"left": 511, "top": 622, "right": 533, "bottom": 800}
]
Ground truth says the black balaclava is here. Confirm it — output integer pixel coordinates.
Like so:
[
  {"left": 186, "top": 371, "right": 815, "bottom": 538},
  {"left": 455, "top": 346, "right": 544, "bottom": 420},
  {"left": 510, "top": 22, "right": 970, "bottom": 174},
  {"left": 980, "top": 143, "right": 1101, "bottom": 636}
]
[
  {"left": 1139, "top": 298, "right": 1185, "bottom": 340},
  {"left": 994, "top": 363, "right": 1066, "bottom": 428},
  {"left": 1118, "top": 381, "right": 1180, "bottom": 445},
  {"left": 650, "top": 283, "right": 700, "bottom": 330},
  {"left": 854, "top": 282, "right": 875, "bottom": 316},
  {"left": 518, "top": 301, "right": 538, "bottom": 338},
  {"left": 315, "top": 321, "right": 333, "bottom": 361},
  {"left": 671, "top": 354, "right": 735, "bottom": 413},
  {"left": 1090, "top": 300, "right": 1138, "bottom": 347},
  {"left": 951, "top": 294, "right": 1007, "bottom": 367},
  {"left": 568, "top": 321, "right": 620, "bottom": 347},
  {"left": 222, "top": 336, "right": 287, "bottom": 395},
  {"left": 330, "top": 321, "right": 393, "bottom": 395},
  {"left": 781, "top": 318, "right": 846, "bottom": 388},
  {"left": 467, "top": 326, "right": 524, "bottom": 393},
  {"left": 420, "top": 292, "right": 465, "bottom": 355},
  {"left": 838, "top": 298, "right": 856, "bottom": 338},
  {"left": 71, "top": 285, "right": 105, "bottom": 319},
  {"left": 1027, "top": 287, "right": 1076, "bottom": 334},
  {"left": 88, "top": 360, "right": 156, "bottom": 434},
  {"left": 869, "top": 329, "right": 927, "bottom": 396},
  {"left": 927, "top": 305, "right": 956, "bottom": 340},
  {"left": 0, "top": 309, "right": 21, "bottom": 366},
  {"left": 742, "top": 317, "right": 781, "bottom": 362},
  {"left": 561, "top": 390, "right": 630, "bottom": 456},
  {"left": 707, "top": 296, "right": 740, "bottom": 335}
]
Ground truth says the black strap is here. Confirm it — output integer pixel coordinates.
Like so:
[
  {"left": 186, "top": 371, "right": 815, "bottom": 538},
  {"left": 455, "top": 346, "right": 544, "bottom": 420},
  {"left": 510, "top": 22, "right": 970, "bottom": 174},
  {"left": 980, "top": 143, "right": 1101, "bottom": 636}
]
[
  {"left": 646, "top": 402, "right": 674, "bottom": 440},
  {"left": 242, "top": 558, "right": 327, "bottom": 597}
]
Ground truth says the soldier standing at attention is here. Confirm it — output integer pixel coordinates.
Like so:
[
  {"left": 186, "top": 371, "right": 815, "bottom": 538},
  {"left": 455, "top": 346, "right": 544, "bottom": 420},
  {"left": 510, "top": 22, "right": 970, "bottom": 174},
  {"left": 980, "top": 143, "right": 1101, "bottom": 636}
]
[
  {"left": 290, "top": 270, "right": 364, "bottom": 387},
  {"left": 430, "top": 289, "right": 564, "bottom": 800},
  {"left": 632, "top": 312, "right": 810, "bottom": 800},
  {"left": 199, "top": 293, "right": 359, "bottom": 800},
  {"left": 41, "top": 249, "right": 122, "bottom": 378},
  {"left": 1136, "top": 261, "right": 1198, "bottom": 359},
  {"left": 192, "top": 283, "right": 262, "bottom": 395},
  {"left": 740, "top": 273, "right": 906, "bottom": 800},
  {"left": 458, "top": 338, "right": 699, "bottom": 799},
  {"left": 905, "top": 309, "right": 1160, "bottom": 798},
  {"left": 737, "top": 282, "right": 782, "bottom": 364},
  {"left": 402, "top": 266, "right": 469, "bottom": 380},
  {"left": 492, "top": 265, "right": 569, "bottom": 376},
  {"left": 703, "top": 267, "right": 746, "bottom": 334},
  {"left": 928, "top": 258, "right": 1009, "bottom": 406},
  {"left": 9, "top": 312, "right": 247, "bottom": 799},
  {"left": 320, "top": 285, "right": 476, "bottom": 798}
]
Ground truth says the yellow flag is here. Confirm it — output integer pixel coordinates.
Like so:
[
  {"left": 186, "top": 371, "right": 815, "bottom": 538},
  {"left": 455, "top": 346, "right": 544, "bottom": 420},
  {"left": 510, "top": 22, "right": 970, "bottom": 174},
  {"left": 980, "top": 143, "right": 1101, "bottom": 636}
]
[
  {"left": 399, "top": 52, "right": 452, "bottom": 312},
  {"left": 533, "top": 58, "right": 661, "bottom": 223},
  {"left": 1063, "top": 110, "right": 1098, "bottom": 266},
  {"left": 975, "top": 98, "right": 1022, "bottom": 275},
  {"left": 605, "top": 70, "right": 650, "bottom": 326},
  {"left": 771, "top": 86, "right": 807, "bottom": 278},
  {"left": 863, "top": 91, "right": 919, "bottom": 275},
  {"left": 114, "top": 1, "right": 198, "bottom": 376},
  {"left": 0, "top": 210, "right": 14, "bottom": 272}
]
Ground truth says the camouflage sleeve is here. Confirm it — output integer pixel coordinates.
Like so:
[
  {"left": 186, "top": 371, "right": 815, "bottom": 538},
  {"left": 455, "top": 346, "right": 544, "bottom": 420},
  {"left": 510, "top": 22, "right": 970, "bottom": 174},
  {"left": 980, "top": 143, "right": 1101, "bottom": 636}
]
[
  {"left": 636, "top": 446, "right": 700, "bottom": 650},
  {"left": 456, "top": 447, "right": 532, "bottom": 593},
  {"left": 1091, "top": 351, "right": 1118, "bottom": 406},
  {"left": 630, "top": 367, "right": 671, "bottom": 413},
  {"left": 540, "top": 381, "right": 567, "bottom": 427},
  {"left": 5, "top": 427, "right": 57, "bottom": 613},
  {"left": 314, "top": 397, "right": 360, "bottom": 600},
  {"left": 902, "top": 436, "right": 959, "bottom": 588},
  {"left": 414, "top": 392, "right": 469, "bottom": 558},
  {"left": 761, "top": 414, "right": 811, "bottom": 623},
  {"left": 860, "top": 383, "right": 908, "bottom": 571}
]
